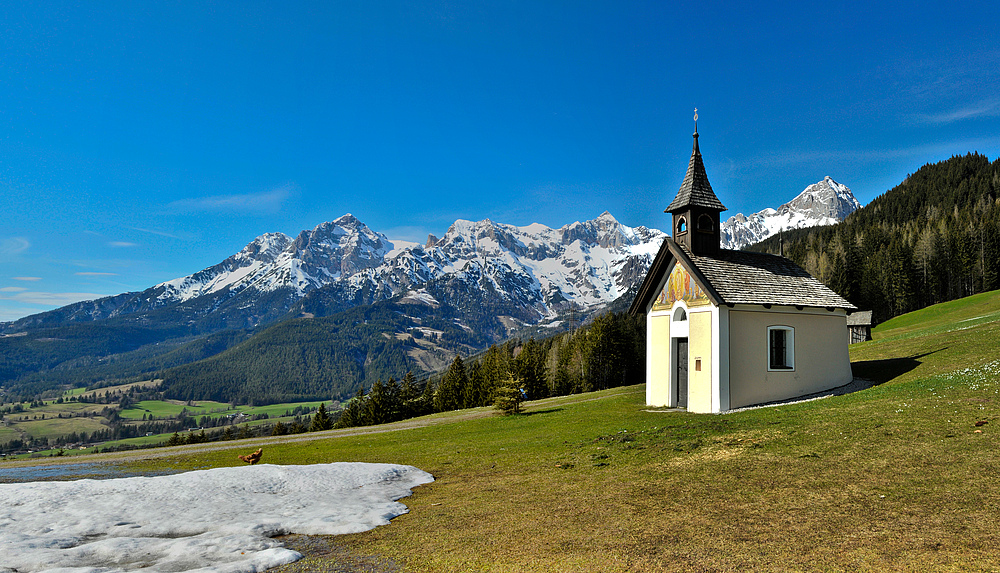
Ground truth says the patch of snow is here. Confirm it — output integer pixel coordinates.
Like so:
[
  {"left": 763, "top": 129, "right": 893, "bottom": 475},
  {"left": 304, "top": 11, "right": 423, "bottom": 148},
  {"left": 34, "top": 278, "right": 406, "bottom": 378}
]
[
  {"left": 401, "top": 289, "right": 440, "bottom": 307},
  {"left": 0, "top": 462, "right": 433, "bottom": 573},
  {"left": 385, "top": 238, "right": 420, "bottom": 259}
]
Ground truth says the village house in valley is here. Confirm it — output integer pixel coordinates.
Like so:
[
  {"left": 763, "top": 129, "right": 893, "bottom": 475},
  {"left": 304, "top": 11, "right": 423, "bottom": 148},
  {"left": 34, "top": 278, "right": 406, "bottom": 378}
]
[{"left": 628, "top": 120, "right": 856, "bottom": 413}]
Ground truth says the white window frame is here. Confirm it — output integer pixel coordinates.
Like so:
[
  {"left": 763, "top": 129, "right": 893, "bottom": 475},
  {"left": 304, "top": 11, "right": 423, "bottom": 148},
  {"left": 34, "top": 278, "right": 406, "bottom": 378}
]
[{"left": 767, "top": 325, "right": 795, "bottom": 371}]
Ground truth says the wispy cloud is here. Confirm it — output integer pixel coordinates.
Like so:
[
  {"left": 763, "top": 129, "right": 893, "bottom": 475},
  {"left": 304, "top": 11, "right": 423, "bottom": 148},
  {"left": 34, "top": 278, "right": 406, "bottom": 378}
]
[
  {"left": 13, "top": 276, "right": 42, "bottom": 281},
  {"left": 108, "top": 241, "right": 139, "bottom": 248},
  {"left": 0, "top": 291, "right": 106, "bottom": 306},
  {"left": 733, "top": 135, "right": 1000, "bottom": 172},
  {"left": 75, "top": 272, "right": 118, "bottom": 276},
  {"left": 166, "top": 184, "right": 295, "bottom": 214},
  {"left": 129, "top": 227, "right": 188, "bottom": 240},
  {"left": 913, "top": 98, "right": 1000, "bottom": 125},
  {"left": 1, "top": 237, "right": 30, "bottom": 256},
  {"left": 0, "top": 287, "right": 28, "bottom": 292}
]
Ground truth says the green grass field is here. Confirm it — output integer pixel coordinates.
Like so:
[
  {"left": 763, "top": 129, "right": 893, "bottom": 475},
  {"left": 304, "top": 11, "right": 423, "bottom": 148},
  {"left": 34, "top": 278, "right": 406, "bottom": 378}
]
[
  {"left": 4, "top": 402, "right": 108, "bottom": 423},
  {"left": 1, "top": 378, "right": 328, "bottom": 452},
  {"left": 7, "top": 291, "right": 1000, "bottom": 571},
  {"left": 119, "top": 399, "right": 235, "bottom": 419},
  {"left": 119, "top": 399, "right": 329, "bottom": 420}
]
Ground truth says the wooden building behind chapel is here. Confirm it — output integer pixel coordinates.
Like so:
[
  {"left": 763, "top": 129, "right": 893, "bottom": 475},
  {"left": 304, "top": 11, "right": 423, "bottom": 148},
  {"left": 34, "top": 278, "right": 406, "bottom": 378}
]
[{"left": 628, "top": 125, "right": 856, "bottom": 413}]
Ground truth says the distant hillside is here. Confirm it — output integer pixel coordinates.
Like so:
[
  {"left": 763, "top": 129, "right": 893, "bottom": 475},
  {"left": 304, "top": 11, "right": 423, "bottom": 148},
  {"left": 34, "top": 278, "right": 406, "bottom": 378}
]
[
  {"left": 750, "top": 153, "right": 1000, "bottom": 323},
  {"left": 156, "top": 298, "right": 494, "bottom": 405}
]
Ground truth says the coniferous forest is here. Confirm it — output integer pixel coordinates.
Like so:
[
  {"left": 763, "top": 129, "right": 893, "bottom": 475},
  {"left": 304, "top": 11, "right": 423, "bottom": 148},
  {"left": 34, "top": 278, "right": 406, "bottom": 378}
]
[
  {"left": 750, "top": 153, "right": 1000, "bottom": 323},
  {"left": 334, "top": 311, "right": 644, "bottom": 428}
]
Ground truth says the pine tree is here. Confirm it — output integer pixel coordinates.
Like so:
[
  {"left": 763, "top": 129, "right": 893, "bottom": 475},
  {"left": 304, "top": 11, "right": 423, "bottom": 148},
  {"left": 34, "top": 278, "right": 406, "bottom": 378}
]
[
  {"left": 434, "top": 355, "right": 467, "bottom": 412},
  {"left": 399, "top": 371, "right": 421, "bottom": 418},
  {"left": 310, "top": 403, "right": 332, "bottom": 431},
  {"left": 514, "top": 338, "right": 547, "bottom": 399},
  {"left": 494, "top": 373, "right": 525, "bottom": 415}
]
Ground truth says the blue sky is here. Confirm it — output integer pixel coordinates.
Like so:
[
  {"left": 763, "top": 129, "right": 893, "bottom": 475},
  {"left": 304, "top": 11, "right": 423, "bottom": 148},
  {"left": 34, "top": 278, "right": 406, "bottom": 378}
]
[{"left": 2, "top": 1, "right": 1000, "bottom": 322}]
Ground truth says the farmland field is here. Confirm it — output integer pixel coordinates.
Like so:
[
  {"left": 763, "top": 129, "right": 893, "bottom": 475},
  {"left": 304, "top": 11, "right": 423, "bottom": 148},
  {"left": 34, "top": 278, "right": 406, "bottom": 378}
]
[{"left": 1, "top": 380, "right": 328, "bottom": 453}]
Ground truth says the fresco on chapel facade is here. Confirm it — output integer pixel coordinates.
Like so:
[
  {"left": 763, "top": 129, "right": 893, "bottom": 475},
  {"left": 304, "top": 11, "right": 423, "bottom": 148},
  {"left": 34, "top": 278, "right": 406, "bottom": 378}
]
[{"left": 653, "top": 261, "right": 710, "bottom": 310}]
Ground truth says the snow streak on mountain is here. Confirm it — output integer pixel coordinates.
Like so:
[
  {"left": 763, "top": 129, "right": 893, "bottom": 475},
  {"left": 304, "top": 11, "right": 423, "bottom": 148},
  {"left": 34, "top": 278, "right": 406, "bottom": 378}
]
[{"left": 720, "top": 177, "right": 861, "bottom": 250}]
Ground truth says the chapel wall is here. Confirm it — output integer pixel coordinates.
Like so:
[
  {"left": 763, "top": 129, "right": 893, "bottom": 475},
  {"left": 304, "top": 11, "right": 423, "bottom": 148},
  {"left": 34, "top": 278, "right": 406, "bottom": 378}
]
[
  {"left": 728, "top": 308, "right": 852, "bottom": 409},
  {"left": 647, "top": 313, "right": 672, "bottom": 407},
  {"left": 687, "top": 309, "right": 714, "bottom": 413}
]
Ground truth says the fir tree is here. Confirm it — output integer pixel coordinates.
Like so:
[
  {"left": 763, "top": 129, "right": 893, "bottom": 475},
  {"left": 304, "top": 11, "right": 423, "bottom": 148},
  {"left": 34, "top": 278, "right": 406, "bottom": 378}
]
[
  {"left": 514, "top": 338, "right": 547, "bottom": 399},
  {"left": 494, "top": 373, "right": 525, "bottom": 415},
  {"left": 310, "top": 402, "right": 333, "bottom": 431},
  {"left": 399, "top": 371, "right": 421, "bottom": 418},
  {"left": 434, "top": 355, "right": 467, "bottom": 412}
]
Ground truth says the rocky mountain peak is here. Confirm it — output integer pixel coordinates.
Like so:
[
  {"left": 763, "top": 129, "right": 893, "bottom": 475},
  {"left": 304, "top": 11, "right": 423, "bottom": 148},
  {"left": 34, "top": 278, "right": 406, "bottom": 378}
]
[
  {"left": 778, "top": 177, "right": 860, "bottom": 221},
  {"left": 238, "top": 232, "right": 293, "bottom": 261},
  {"left": 721, "top": 178, "right": 861, "bottom": 250}
]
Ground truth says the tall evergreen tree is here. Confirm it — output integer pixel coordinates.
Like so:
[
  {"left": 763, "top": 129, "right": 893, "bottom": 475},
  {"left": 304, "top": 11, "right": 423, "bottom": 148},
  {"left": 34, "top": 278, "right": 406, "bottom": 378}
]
[
  {"left": 434, "top": 355, "right": 468, "bottom": 412},
  {"left": 309, "top": 402, "right": 332, "bottom": 431},
  {"left": 514, "top": 338, "right": 547, "bottom": 399}
]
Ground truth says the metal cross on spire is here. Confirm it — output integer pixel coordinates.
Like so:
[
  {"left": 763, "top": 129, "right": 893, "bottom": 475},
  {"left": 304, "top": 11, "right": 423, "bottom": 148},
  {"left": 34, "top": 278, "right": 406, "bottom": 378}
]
[{"left": 693, "top": 108, "right": 698, "bottom": 134}]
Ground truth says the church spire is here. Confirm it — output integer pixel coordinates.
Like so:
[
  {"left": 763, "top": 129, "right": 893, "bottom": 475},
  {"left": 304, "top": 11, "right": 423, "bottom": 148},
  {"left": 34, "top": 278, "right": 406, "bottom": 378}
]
[
  {"left": 666, "top": 110, "right": 727, "bottom": 256},
  {"left": 665, "top": 109, "right": 726, "bottom": 214}
]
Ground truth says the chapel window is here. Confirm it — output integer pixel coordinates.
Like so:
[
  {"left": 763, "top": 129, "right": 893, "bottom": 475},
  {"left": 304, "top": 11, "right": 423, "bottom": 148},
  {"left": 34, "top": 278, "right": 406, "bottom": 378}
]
[
  {"left": 676, "top": 217, "right": 687, "bottom": 234},
  {"left": 767, "top": 326, "right": 795, "bottom": 371},
  {"left": 697, "top": 214, "right": 714, "bottom": 232}
]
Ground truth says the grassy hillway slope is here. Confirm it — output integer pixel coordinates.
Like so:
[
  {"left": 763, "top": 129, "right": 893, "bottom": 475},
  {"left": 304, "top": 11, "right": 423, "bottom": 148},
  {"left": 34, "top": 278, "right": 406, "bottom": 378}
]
[{"left": 8, "top": 291, "right": 1000, "bottom": 571}]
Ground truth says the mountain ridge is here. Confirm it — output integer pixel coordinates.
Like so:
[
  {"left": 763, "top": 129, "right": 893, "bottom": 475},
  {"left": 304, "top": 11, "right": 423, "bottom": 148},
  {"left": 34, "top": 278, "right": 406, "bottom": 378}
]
[
  {"left": 3, "top": 211, "right": 665, "bottom": 336},
  {"left": 721, "top": 177, "right": 861, "bottom": 250}
]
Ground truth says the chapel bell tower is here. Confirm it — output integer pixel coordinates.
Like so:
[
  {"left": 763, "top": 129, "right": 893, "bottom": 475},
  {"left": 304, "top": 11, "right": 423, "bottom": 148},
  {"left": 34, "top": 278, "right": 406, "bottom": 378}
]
[{"left": 665, "top": 110, "right": 727, "bottom": 256}]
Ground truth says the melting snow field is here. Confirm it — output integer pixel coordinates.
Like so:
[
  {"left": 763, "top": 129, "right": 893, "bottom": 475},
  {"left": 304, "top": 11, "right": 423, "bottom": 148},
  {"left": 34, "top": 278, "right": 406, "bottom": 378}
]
[{"left": 0, "top": 462, "right": 434, "bottom": 573}]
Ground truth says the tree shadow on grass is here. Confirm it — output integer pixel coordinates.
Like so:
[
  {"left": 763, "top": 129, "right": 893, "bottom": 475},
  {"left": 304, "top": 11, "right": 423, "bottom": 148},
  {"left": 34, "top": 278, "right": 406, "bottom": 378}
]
[
  {"left": 521, "top": 408, "right": 564, "bottom": 417},
  {"left": 851, "top": 348, "right": 944, "bottom": 385}
]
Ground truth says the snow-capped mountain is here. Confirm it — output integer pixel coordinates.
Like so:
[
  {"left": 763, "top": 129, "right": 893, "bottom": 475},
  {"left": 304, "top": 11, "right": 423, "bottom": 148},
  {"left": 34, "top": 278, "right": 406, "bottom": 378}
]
[
  {"left": 6, "top": 212, "right": 665, "bottom": 334},
  {"left": 721, "top": 177, "right": 861, "bottom": 250},
  {"left": 224, "top": 211, "right": 663, "bottom": 329},
  {"left": 356, "top": 212, "right": 665, "bottom": 327},
  {"left": 154, "top": 215, "right": 407, "bottom": 304}
]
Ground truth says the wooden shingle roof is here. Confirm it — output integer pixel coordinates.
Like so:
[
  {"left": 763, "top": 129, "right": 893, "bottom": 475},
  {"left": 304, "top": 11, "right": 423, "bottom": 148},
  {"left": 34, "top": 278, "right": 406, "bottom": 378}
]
[
  {"left": 683, "top": 247, "right": 856, "bottom": 309},
  {"left": 628, "top": 239, "right": 857, "bottom": 315},
  {"left": 846, "top": 310, "right": 873, "bottom": 326},
  {"left": 665, "top": 132, "right": 726, "bottom": 213}
]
